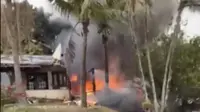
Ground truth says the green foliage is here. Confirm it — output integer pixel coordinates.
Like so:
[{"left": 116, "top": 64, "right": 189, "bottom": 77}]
[
  {"left": 1, "top": 1, "right": 45, "bottom": 55},
  {"left": 51, "top": 0, "right": 123, "bottom": 22},
  {"left": 1, "top": 87, "right": 17, "bottom": 107},
  {"left": 0, "top": 42, "right": 44, "bottom": 55},
  {"left": 143, "top": 36, "right": 200, "bottom": 100},
  {"left": 172, "top": 37, "right": 200, "bottom": 98},
  {"left": 24, "top": 43, "right": 44, "bottom": 55}
]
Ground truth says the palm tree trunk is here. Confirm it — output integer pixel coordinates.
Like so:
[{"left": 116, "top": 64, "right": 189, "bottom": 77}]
[
  {"left": 80, "top": 19, "right": 89, "bottom": 107},
  {"left": 14, "top": 2, "right": 27, "bottom": 103},
  {"left": 102, "top": 34, "right": 109, "bottom": 88},
  {"left": 12, "top": 39, "right": 26, "bottom": 103},
  {"left": 91, "top": 70, "right": 96, "bottom": 94},
  {"left": 2, "top": 2, "right": 26, "bottom": 103}
]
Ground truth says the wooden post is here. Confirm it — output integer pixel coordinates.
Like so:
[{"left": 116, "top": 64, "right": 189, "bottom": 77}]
[
  {"left": 90, "top": 68, "right": 96, "bottom": 94},
  {"left": 47, "top": 71, "right": 53, "bottom": 89},
  {"left": 88, "top": 68, "right": 96, "bottom": 94}
]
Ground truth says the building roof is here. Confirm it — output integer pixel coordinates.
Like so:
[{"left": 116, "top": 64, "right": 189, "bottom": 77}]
[{"left": 0, "top": 55, "right": 59, "bottom": 68}]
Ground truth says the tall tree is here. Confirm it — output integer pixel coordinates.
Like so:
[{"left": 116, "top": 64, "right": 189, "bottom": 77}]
[
  {"left": 125, "top": 0, "right": 150, "bottom": 106},
  {"left": 49, "top": 0, "right": 91, "bottom": 107},
  {"left": 160, "top": 0, "right": 200, "bottom": 111},
  {"left": 125, "top": 0, "right": 180, "bottom": 111},
  {"left": 97, "top": 0, "right": 126, "bottom": 90},
  {"left": 1, "top": 0, "right": 35, "bottom": 103},
  {"left": 97, "top": 22, "right": 110, "bottom": 88},
  {"left": 143, "top": 2, "right": 159, "bottom": 112},
  {"left": 49, "top": 0, "right": 112, "bottom": 107},
  {"left": 1, "top": 2, "right": 42, "bottom": 55}
]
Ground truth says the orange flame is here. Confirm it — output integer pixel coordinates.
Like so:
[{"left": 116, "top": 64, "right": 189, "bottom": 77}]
[
  {"left": 69, "top": 56, "right": 138, "bottom": 105},
  {"left": 70, "top": 70, "right": 125, "bottom": 95},
  {"left": 70, "top": 56, "right": 126, "bottom": 95},
  {"left": 70, "top": 71, "right": 125, "bottom": 105},
  {"left": 70, "top": 75, "right": 78, "bottom": 82}
]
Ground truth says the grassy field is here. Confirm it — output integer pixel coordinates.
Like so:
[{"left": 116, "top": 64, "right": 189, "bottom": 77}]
[{"left": 3, "top": 104, "right": 117, "bottom": 112}]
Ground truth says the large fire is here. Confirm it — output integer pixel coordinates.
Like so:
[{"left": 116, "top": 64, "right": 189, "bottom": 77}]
[
  {"left": 69, "top": 56, "right": 144, "bottom": 106},
  {"left": 70, "top": 56, "right": 125, "bottom": 95},
  {"left": 70, "top": 70, "right": 125, "bottom": 95},
  {"left": 69, "top": 70, "right": 126, "bottom": 106}
]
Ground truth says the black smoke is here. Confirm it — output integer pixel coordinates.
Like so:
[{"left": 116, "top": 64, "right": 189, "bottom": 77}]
[
  {"left": 95, "top": 87, "right": 144, "bottom": 112},
  {"left": 34, "top": 0, "right": 178, "bottom": 76},
  {"left": 33, "top": 8, "right": 72, "bottom": 54},
  {"left": 33, "top": 0, "right": 179, "bottom": 111}
]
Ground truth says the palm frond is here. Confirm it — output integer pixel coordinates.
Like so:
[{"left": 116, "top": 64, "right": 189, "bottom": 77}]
[
  {"left": 90, "top": 3, "right": 124, "bottom": 23},
  {"left": 52, "top": 0, "right": 73, "bottom": 15},
  {"left": 51, "top": 0, "right": 126, "bottom": 24},
  {"left": 180, "top": 0, "right": 200, "bottom": 10},
  {"left": 106, "top": 0, "right": 126, "bottom": 10},
  {"left": 80, "top": 0, "right": 92, "bottom": 20},
  {"left": 50, "top": 0, "right": 83, "bottom": 17},
  {"left": 97, "top": 22, "right": 111, "bottom": 34}
]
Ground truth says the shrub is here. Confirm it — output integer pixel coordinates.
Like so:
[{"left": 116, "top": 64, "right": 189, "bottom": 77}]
[{"left": 1, "top": 86, "right": 17, "bottom": 106}]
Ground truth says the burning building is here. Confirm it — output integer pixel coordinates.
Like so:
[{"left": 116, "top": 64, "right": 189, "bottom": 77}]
[
  {"left": 52, "top": 40, "right": 145, "bottom": 111},
  {"left": 66, "top": 56, "right": 145, "bottom": 112}
]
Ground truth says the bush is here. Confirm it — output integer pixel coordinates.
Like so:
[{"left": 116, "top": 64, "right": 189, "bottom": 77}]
[{"left": 1, "top": 86, "right": 17, "bottom": 106}]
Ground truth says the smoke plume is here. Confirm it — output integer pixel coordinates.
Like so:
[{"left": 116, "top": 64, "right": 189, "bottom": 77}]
[{"left": 34, "top": 0, "right": 179, "bottom": 111}]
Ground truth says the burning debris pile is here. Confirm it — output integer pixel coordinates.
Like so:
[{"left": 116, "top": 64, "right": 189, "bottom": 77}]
[{"left": 68, "top": 57, "right": 145, "bottom": 112}]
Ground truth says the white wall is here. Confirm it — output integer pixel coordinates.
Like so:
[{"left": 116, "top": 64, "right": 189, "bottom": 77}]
[{"left": 26, "top": 89, "right": 69, "bottom": 99}]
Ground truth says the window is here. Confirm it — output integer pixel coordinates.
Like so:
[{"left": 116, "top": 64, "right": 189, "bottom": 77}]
[
  {"left": 28, "top": 82, "right": 34, "bottom": 90},
  {"left": 26, "top": 73, "right": 48, "bottom": 90},
  {"left": 52, "top": 72, "right": 66, "bottom": 89}
]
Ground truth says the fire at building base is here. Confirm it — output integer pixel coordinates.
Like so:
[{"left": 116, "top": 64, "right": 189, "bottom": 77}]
[{"left": 69, "top": 68, "right": 146, "bottom": 112}]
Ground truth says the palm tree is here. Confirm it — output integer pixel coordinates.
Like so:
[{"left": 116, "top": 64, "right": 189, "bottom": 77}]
[
  {"left": 2, "top": 0, "right": 32, "bottom": 103},
  {"left": 49, "top": 0, "right": 92, "bottom": 107},
  {"left": 98, "top": 22, "right": 110, "bottom": 88},
  {"left": 97, "top": 0, "right": 126, "bottom": 89},
  {"left": 49, "top": 0, "right": 119, "bottom": 107}
]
